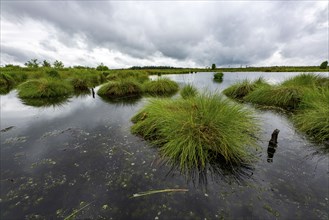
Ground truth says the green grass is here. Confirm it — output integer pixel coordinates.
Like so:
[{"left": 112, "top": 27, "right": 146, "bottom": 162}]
[
  {"left": 281, "top": 73, "right": 329, "bottom": 88},
  {"left": 17, "top": 78, "right": 73, "bottom": 98},
  {"left": 213, "top": 72, "right": 224, "bottom": 82},
  {"left": 131, "top": 93, "right": 259, "bottom": 171},
  {"left": 107, "top": 70, "right": 149, "bottom": 83},
  {"left": 180, "top": 84, "right": 198, "bottom": 99},
  {"left": 223, "top": 77, "right": 270, "bottom": 100},
  {"left": 292, "top": 88, "right": 329, "bottom": 142},
  {"left": 0, "top": 73, "right": 15, "bottom": 94},
  {"left": 69, "top": 78, "right": 90, "bottom": 91},
  {"left": 244, "top": 85, "right": 304, "bottom": 110},
  {"left": 143, "top": 78, "right": 179, "bottom": 96},
  {"left": 97, "top": 79, "right": 142, "bottom": 98}
]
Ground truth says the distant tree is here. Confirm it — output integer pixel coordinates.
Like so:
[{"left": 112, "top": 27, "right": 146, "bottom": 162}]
[
  {"left": 211, "top": 64, "right": 216, "bottom": 70},
  {"left": 96, "top": 63, "right": 109, "bottom": 71},
  {"left": 53, "top": 60, "right": 64, "bottom": 69},
  {"left": 42, "top": 60, "right": 51, "bottom": 67},
  {"left": 320, "top": 61, "right": 328, "bottom": 69},
  {"left": 24, "top": 59, "right": 40, "bottom": 68}
]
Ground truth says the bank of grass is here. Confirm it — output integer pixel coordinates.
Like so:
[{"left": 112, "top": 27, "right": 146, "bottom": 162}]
[
  {"left": 97, "top": 79, "right": 142, "bottom": 98},
  {"left": 180, "top": 84, "right": 198, "bottom": 99},
  {"left": 0, "top": 73, "right": 16, "bottom": 94},
  {"left": 143, "top": 78, "right": 179, "bottom": 96},
  {"left": 69, "top": 78, "right": 90, "bottom": 92},
  {"left": 293, "top": 88, "right": 329, "bottom": 142},
  {"left": 17, "top": 78, "right": 73, "bottom": 98},
  {"left": 281, "top": 73, "right": 329, "bottom": 88},
  {"left": 131, "top": 93, "right": 259, "bottom": 170},
  {"left": 213, "top": 72, "right": 224, "bottom": 82},
  {"left": 107, "top": 70, "right": 149, "bottom": 83},
  {"left": 223, "top": 77, "right": 270, "bottom": 100}
]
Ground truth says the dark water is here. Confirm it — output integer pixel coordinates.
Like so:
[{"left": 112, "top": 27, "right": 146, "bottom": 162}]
[{"left": 1, "top": 72, "right": 328, "bottom": 219}]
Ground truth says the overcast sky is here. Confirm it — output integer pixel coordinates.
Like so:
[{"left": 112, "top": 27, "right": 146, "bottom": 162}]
[{"left": 1, "top": 1, "right": 328, "bottom": 68}]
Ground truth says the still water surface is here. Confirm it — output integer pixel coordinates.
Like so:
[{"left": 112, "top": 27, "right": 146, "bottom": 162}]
[{"left": 1, "top": 72, "right": 328, "bottom": 219}]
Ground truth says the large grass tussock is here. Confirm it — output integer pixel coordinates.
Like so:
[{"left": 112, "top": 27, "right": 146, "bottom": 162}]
[
  {"left": 143, "top": 78, "right": 179, "bottom": 96},
  {"left": 180, "top": 84, "right": 198, "bottom": 99},
  {"left": 97, "top": 79, "right": 142, "bottom": 98}
]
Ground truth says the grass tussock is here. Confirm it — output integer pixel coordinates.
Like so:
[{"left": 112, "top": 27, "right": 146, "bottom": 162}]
[
  {"left": 180, "top": 84, "right": 198, "bottom": 99},
  {"left": 97, "top": 79, "right": 142, "bottom": 98},
  {"left": 213, "top": 72, "right": 224, "bottom": 82},
  {"left": 0, "top": 73, "right": 15, "bottom": 94},
  {"left": 107, "top": 70, "right": 149, "bottom": 83},
  {"left": 131, "top": 93, "right": 259, "bottom": 170},
  {"left": 281, "top": 73, "right": 329, "bottom": 88},
  {"left": 244, "top": 86, "right": 304, "bottom": 110},
  {"left": 143, "top": 78, "right": 179, "bottom": 96},
  {"left": 69, "top": 78, "right": 90, "bottom": 91},
  {"left": 223, "top": 77, "right": 269, "bottom": 100},
  {"left": 18, "top": 78, "right": 73, "bottom": 98},
  {"left": 292, "top": 88, "right": 329, "bottom": 142}
]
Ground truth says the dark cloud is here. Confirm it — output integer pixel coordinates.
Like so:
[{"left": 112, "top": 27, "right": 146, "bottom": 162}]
[{"left": 1, "top": 1, "right": 328, "bottom": 67}]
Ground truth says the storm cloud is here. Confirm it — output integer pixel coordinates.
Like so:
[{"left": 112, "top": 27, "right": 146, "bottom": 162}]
[{"left": 1, "top": 1, "right": 328, "bottom": 68}]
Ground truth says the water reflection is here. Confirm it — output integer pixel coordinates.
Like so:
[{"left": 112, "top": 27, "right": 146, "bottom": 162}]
[
  {"left": 99, "top": 94, "right": 142, "bottom": 106},
  {"left": 19, "top": 96, "right": 71, "bottom": 107}
]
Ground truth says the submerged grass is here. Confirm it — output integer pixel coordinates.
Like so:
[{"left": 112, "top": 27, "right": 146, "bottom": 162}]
[
  {"left": 180, "top": 84, "right": 198, "bottom": 99},
  {"left": 293, "top": 88, "right": 329, "bottom": 142},
  {"left": 131, "top": 93, "right": 259, "bottom": 171},
  {"left": 17, "top": 78, "right": 73, "bottom": 98},
  {"left": 97, "top": 79, "right": 142, "bottom": 98},
  {"left": 223, "top": 77, "right": 270, "bottom": 100},
  {"left": 143, "top": 78, "right": 179, "bottom": 96}
]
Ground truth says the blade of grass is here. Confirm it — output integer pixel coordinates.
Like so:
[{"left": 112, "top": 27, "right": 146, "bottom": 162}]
[{"left": 131, "top": 188, "right": 188, "bottom": 198}]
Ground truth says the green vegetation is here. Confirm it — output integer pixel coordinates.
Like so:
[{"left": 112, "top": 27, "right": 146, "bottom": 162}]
[
  {"left": 180, "top": 84, "right": 198, "bottom": 99},
  {"left": 97, "top": 79, "right": 142, "bottom": 98},
  {"left": 293, "top": 88, "right": 329, "bottom": 142},
  {"left": 281, "top": 73, "right": 329, "bottom": 88},
  {"left": 96, "top": 63, "right": 109, "bottom": 71},
  {"left": 18, "top": 78, "right": 73, "bottom": 98},
  {"left": 213, "top": 72, "right": 224, "bottom": 82},
  {"left": 69, "top": 78, "right": 90, "bottom": 92},
  {"left": 107, "top": 70, "right": 149, "bottom": 83},
  {"left": 320, "top": 61, "right": 328, "bottom": 69},
  {"left": 131, "top": 93, "right": 259, "bottom": 171},
  {"left": 0, "top": 73, "right": 15, "bottom": 94},
  {"left": 143, "top": 78, "right": 179, "bottom": 96},
  {"left": 223, "top": 77, "right": 269, "bottom": 100},
  {"left": 211, "top": 64, "right": 216, "bottom": 70}
]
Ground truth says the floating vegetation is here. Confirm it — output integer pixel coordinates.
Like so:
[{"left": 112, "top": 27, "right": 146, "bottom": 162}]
[
  {"left": 131, "top": 93, "right": 259, "bottom": 171},
  {"left": 17, "top": 79, "right": 73, "bottom": 98},
  {"left": 143, "top": 78, "right": 179, "bottom": 96},
  {"left": 97, "top": 79, "right": 142, "bottom": 98},
  {"left": 131, "top": 188, "right": 188, "bottom": 198},
  {"left": 223, "top": 77, "right": 269, "bottom": 100},
  {"left": 213, "top": 72, "right": 224, "bottom": 82},
  {"left": 180, "top": 84, "right": 198, "bottom": 99}
]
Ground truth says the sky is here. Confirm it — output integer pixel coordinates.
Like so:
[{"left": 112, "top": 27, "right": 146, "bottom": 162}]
[{"left": 1, "top": 1, "right": 328, "bottom": 68}]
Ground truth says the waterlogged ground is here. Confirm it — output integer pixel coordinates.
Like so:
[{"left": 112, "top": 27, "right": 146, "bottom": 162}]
[{"left": 1, "top": 72, "right": 328, "bottom": 219}]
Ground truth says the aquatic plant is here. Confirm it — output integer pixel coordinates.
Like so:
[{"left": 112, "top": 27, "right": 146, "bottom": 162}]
[
  {"left": 18, "top": 78, "right": 73, "bottom": 98},
  {"left": 143, "top": 78, "right": 179, "bottom": 96},
  {"left": 180, "top": 84, "right": 198, "bottom": 99},
  {"left": 244, "top": 85, "right": 304, "bottom": 110},
  {"left": 223, "top": 78, "right": 269, "bottom": 100},
  {"left": 213, "top": 72, "right": 224, "bottom": 82},
  {"left": 131, "top": 93, "right": 259, "bottom": 170},
  {"left": 97, "top": 79, "right": 142, "bottom": 98},
  {"left": 293, "top": 88, "right": 329, "bottom": 142},
  {"left": 0, "top": 73, "right": 15, "bottom": 94}
]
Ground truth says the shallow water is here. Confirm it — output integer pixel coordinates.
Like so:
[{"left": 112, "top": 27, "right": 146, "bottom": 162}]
[{"left": 1, "top": 72, "right": 328, "bottom": 219}]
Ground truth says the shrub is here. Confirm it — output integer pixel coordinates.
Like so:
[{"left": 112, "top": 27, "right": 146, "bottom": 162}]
[
  {"left": 223, "top": 78, "right": 269, "bottom": 100},
  {"left": 244, "top": 85, "right": 304, "bottom": 110},
  {"left": 293, "top": 88, "right": 329, "bottom": 142},
  {"left": 97, "top": 79, "right": 142, "bottom": 98},
  {"left": 18, "top": 78, "right": 73, "bottom": 98},
  {"left": 143, "top": 78, "right": 179, "bottom": 96},
  {"left": 96, "top": 63, "right": 109, "bottom": 71},
  {"left": 131, "top": 93, "right": 259, "bottom": 171},
  {"left": 213, "top": 72, "right": 224, "bottom": 82},
  {"left": 180, "top": 84, "right": 198, "bottom": 99},
  {"left": 320, "top": 61, "right": 328, "bottom": 69}
]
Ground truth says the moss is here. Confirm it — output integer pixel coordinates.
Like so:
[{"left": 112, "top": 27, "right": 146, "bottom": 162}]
[
  {"left": 131, "top": 93, "right": 259, "bottom": 171},
  {"left": 97, "top": 79, "right": 142, "bottom": 98},
  {"left": 143, "top": 78, "right": 179, "bottom": 96}
]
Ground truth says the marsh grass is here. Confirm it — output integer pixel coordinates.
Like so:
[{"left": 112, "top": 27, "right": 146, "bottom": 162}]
[
  {"left": 223, "top": 77, "right": 269, "bottom": 99},
  {"left": 213, "top": 72, "right": 224, "bottom": 82},
  {"left": 18, "top": 78, "right": 73, "bottom": 98},
  {"left": 281, "top": 73, "right": 329, "bottom": 88},
  {"left": 69, "top": 78, "right": 90, "bottom": 91},
  {"left": 244, "top": 85, "right": 304, "bottom": 110},
  {"left": 107, "top": 70, "right": 149, "bottom": 83},
  {"left": 97, "top": 79, "right": 142, "bottom": 98},
  {"left": 131, "top": 93, "right": 259, "bottom": 171},
  {"left": 180, "top": 84, "right": 198, "bottom": 99},
  {"left": 293, "top": 88, "right": 329, "bottom": 142},
  {"left": 0, "top": 73, "right": 15, "bottom": 94},
  {"left": 143, "top": 78, "right": 179, "bottom": 96}
]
